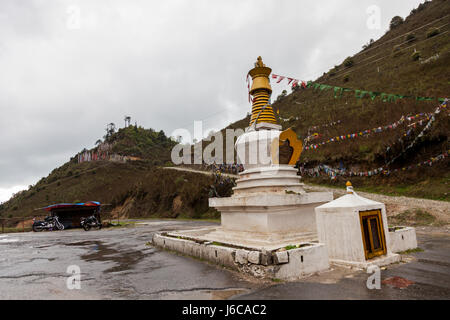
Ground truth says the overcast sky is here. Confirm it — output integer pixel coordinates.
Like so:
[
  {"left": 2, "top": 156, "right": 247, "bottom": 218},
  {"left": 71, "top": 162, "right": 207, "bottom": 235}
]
[{"left": 0, "top": 0, "right": 425, "bottom": 202}]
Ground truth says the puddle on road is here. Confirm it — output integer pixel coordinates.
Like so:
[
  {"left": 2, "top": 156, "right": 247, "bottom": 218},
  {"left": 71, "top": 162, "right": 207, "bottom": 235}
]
[
  {"left": 65, "top": 240, "right": 151, "bottom": 273},
  {"left": 160, "top": 288, "right": 249, "bottom": 300}
]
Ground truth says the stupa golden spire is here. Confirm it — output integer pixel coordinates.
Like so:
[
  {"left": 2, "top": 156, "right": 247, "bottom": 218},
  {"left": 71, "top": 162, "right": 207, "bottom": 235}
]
[{"left": 248, "top": 56, "right": 277, "bottom": 126}]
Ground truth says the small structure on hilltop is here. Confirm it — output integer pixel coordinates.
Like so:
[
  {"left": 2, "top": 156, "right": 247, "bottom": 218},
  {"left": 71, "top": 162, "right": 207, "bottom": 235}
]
[
  {"left": 152, "top": 57, "right": 418, "bottom": 280},
  {"left": 41, "top": 201, "right": 101, "bottom": 229}
]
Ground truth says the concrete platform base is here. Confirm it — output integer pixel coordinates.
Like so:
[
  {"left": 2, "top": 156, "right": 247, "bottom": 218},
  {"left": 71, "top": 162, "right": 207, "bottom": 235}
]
[
  {"left": 152, "top": 232, "right": 330, "bottom": 281},
  {"left": 164, "top": 226, "right": 318, "bottom": 251},
  {"left": 330, "top": 253, "right": 401, "bottom": 270}
]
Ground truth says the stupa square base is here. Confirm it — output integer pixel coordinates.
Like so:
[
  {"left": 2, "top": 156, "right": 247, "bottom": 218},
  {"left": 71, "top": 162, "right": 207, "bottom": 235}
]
[
  {"left": 152, "top": 231, "right": 330, "bottom": 281},
  {"left": 210, "top": 192, "right": 333, "bottom": 235}
]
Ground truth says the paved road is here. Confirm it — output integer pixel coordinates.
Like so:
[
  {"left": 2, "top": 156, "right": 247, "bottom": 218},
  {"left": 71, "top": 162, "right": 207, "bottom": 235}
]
[{"left": 0, "top": 221, "right": 449, "bottom": 299}]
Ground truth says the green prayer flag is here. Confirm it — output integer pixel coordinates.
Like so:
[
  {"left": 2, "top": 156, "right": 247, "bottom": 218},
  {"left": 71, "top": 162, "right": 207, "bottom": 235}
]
[
  {"left": 387, "top": 94, "right": 397, "bottom": 102},
  {"left": 319, "top": 84, "right": 332, "bottom": 91},
  {"left": 369, "top": 92, "right": 380, "bottom": 100},
  {"left": 334, "top": 87, "right": 343, "bottom": 99}
]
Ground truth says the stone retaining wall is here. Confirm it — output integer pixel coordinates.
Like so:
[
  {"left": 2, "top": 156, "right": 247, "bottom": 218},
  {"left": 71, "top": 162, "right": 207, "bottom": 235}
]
[{"left": 152, "top": 233, "right": 329, "bottom": 280}]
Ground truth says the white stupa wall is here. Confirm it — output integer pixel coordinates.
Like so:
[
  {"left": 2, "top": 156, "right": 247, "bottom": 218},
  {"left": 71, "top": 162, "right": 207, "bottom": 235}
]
[
  {"left": 316, "top": 203, "right": 392, "bottom": 263},
  {"left": 235, "top": 129, "right": 281, "bottom": 170},
  {"left": 315, "top": 191, "right": 399, "bottom": 267}
]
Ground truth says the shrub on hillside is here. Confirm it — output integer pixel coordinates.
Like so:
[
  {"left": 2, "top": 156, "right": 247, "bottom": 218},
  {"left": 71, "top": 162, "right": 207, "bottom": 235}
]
[
  {"left": 276, "top": 90, "right": 288, "bottom": 102},
  {"left": 343, "top": 57, "right": 354, "bottom": 68},
  {"left": 362, "top": 39, "right": 374, "bottom": 50},
  {"left": 329, "top": 68, "right": 337, "bottom": 77},
  {"left": 390, "top": 16, "right": 404, "bottom": 30},
  {"left": 411, "top": 51, "right": 421, "bottom": 61},
  {"left": 411, "top": 1, "right": 431, "bottom": 15},
  {"left": 426, "top": 27, "right": 440, "bottom": 38},
  {"left": 405, "top": 33, "right": 416, "bottom": 43}
]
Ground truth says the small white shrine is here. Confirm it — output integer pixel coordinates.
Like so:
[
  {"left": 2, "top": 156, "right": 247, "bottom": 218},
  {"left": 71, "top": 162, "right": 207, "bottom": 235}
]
[{"left": 316, "top": 182, "right": 408, "bottom": 268}]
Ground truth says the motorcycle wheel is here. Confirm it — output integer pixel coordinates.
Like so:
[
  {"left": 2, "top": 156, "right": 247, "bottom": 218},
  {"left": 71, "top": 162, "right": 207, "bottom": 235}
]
[
  {"left": 32, "top": 224, "right": 44, "bottom": 232},
  {"left": 83, "top": 224, "right": 91, "bottom": 231},
  {"left": 96, "top": 223, "right": 102, "bottom": 230}
]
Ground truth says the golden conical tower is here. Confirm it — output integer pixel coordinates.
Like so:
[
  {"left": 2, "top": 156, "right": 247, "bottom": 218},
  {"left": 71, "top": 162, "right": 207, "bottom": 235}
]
[{"left": 248, "top": 56, "right": 277, "bottom": 126}]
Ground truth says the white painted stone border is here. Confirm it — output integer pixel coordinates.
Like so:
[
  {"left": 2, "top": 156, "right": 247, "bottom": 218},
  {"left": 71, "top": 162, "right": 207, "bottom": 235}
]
[
  {"left": 388, "top": 226, "right": 418, "bottom": 253},
  {"left": 152, "top": 233, "right": 330, "bottom": 280}
]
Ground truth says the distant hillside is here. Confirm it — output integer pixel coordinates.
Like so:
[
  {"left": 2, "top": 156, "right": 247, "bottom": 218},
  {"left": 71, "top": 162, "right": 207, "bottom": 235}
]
[
  {"left": 216, "top": 0, "right": 450, "bottom": 200},
  {"left": 0, "top": 125, "right": 230, "bottom": 221}
]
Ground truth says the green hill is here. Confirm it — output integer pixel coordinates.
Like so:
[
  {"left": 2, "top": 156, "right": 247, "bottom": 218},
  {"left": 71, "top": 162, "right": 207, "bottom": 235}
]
[{"left": 0, "top": 126, "right": 230, "bottom": 223}]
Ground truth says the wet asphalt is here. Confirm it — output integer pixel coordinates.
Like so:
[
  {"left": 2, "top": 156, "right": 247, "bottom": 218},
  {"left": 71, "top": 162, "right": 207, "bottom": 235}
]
[{"left": 0, "top": 220, "right": 449, "bottom": 300}]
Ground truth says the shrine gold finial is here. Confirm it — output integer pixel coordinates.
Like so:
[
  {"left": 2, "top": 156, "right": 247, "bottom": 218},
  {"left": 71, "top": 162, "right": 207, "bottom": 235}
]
[
  {"left": 255, "top": 56, "right": 265, "bottom": 68},
  {"left": 248, "top": 56, "right": 277, "bottom": 126},
  {"left": 346, "top": 181, "right": 354, "bottom": 194}
]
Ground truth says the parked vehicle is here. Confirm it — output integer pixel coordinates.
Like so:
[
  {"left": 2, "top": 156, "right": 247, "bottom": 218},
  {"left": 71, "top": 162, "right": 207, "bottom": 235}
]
[
  {"left": 80, "top": 215, "right": 102, "bottom": 231},
  {"left": 32, "top": 215, "right": 64, "bottom": 232}
]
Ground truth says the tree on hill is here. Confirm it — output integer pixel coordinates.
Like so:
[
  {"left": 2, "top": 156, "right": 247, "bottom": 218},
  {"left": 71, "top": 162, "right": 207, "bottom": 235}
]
[
  {"left": 104, "top": 123, "right": 116, "bottom": 141},
  {"left": 390, "top": 16, "right": 404, "bottom": 29}
]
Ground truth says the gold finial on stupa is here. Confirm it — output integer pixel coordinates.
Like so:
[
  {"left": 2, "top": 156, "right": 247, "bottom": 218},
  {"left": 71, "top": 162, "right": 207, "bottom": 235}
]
[
  {"left": 248, "top": 56, "right": 277, "bottom": 126},
  {"left": 255, "top": 56, "right": 266, "bottom": 68},
  {"left": 346, "top": 181, "right": 354, "bottom": 194}
]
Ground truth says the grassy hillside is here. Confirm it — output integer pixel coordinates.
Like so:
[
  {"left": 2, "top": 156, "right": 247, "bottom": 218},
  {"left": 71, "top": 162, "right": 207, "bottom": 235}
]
[
  {"left": 0, "top": 126, "right": 232, "bottom": 221},
  {"left": 0, "top": 161, "right": 224, "bottom": 222}
]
